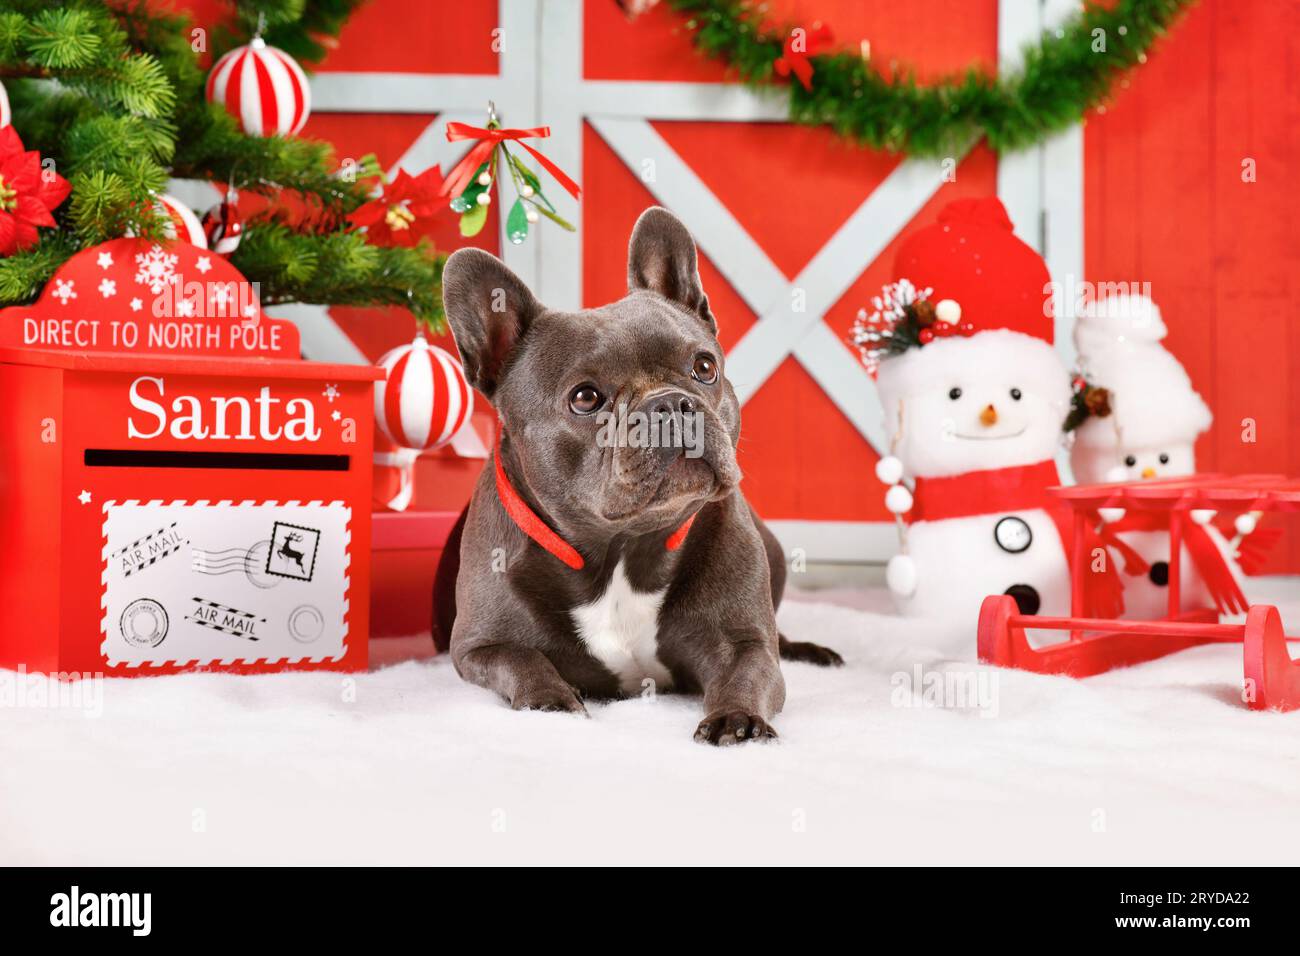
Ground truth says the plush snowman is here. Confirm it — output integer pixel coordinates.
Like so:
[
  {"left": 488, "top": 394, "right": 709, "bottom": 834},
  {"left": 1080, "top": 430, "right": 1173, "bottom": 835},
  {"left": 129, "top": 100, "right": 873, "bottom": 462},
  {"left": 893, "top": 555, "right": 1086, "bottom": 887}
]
[
  {"left": 1067, "top": 293, "right": 1251, "bottom": 618},
  {"left": 856, "top": 198, "right": 1076, "bottom": 625},
  {"left": 1068, "top": 293, "right": 1209, "bottom": 485}
]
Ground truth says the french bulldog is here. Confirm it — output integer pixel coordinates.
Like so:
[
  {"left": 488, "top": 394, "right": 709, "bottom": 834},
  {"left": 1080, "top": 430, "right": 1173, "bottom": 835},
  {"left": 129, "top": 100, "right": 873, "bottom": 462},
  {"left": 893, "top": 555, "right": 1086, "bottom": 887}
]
[{"left": 431, "top": 207, "right": 842, "bottom": 745}]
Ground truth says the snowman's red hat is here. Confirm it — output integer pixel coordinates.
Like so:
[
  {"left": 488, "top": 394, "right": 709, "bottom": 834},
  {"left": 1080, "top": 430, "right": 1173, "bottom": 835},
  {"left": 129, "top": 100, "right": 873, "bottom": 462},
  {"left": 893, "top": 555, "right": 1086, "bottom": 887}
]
[
  {"left": 873, "top": 198, "right": 1062, "bottom": 405},
  {"left": 894, "top": 197, "right": 1053, "bottom": 343}
]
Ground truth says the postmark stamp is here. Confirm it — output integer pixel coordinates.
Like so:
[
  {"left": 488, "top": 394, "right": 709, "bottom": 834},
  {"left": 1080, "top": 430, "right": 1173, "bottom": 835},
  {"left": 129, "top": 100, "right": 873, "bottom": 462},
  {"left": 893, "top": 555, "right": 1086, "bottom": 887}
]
[
  {"left": 192, "top": 539, "right": 280, "bottom": 589},
  {"left": 287, "top": 604, "right": 325, "bottom": 643},
  {"left": 120, "top": 598, "right": 169, "bottom": 648},
  {"left": 266, "top": 522, "right": 320, "bottom": 582}
]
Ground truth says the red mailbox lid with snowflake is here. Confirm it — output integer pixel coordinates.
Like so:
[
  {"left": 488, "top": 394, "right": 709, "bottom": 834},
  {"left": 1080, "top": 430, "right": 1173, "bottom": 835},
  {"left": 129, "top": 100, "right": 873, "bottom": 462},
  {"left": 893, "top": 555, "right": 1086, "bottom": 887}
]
[
  {"left": 0, "top": 238, "right": 382, "bottom": 677},
  {"left": 0, "top": 237, "right": 358, "bottom": 368}
]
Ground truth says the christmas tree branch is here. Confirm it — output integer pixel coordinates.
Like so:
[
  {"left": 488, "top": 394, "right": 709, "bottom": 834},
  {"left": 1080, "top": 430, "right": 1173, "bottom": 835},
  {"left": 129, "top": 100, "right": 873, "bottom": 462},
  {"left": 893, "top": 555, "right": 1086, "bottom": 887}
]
[
  {"left": 118, "top": 0, "right": 376, "bottom": 210},
  {"left": 232, "top": 221, "right": 445, "bottom": 327},
  {"left": 0, "top": 0, "right": 447, "bottom": 328},
  {"left": 0, "top": 2, "right": 178, "bottom": 244},
  {"left": 238, "top": 0, "right": 369, "bottom": 66},
  {"left": 0, "top": 4, "right": 174, "bottom": 118},
  {"left": 0, "top": 230, "right": 79, "bottom": 302},
  {"left": 169, "top": 105, "right": 379, "bottom": 211},
  {"left": 8, "top": 80, "right": 173, "bottom": 242}
]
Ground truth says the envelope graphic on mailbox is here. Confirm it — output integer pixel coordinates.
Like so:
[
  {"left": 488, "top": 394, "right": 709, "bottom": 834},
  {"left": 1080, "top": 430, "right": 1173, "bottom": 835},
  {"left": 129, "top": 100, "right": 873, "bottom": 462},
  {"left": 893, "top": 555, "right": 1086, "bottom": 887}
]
[{"left": 101, "top": 500, "right": 351, "bottom": 667}]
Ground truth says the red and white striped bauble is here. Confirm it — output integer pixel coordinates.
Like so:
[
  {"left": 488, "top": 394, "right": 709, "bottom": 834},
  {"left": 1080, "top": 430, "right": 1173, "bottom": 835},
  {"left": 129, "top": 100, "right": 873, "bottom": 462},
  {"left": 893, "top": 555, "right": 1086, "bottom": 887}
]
[
  {"left": 375, "top": 337, "right": 473, "bottom": 451},
  {"left": 157, "top": 194, "right": 207, "bottom": 248},
  {"left": 206, "top": 37, "right": 311, "bottom": 137},
  {"left": 127, "top": 194, "right": 208, "bottom": 248},
  {"left": 201, "top": 198, "right": 243, "bottom": 256}
]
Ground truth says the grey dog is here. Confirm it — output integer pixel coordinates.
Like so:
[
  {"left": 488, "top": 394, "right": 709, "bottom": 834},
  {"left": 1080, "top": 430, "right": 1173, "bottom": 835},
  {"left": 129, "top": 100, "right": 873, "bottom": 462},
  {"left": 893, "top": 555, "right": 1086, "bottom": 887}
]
[{"left": 432, "top": 207, "right": 841, "bottom": 744}]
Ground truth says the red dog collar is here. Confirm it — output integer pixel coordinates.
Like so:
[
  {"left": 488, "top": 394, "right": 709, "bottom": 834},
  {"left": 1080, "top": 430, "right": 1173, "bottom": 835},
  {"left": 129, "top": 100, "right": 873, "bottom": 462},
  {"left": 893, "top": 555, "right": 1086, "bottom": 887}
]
[{"left": 493, "top": 434, "right": 694, "bottom": 570}]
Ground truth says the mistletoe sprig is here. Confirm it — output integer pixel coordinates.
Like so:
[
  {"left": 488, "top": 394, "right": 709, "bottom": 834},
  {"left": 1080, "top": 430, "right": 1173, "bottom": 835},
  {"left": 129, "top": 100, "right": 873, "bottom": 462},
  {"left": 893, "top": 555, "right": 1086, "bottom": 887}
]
[
  {"left": 666, "top": 0, "right": 1197, "bottom": 157},
  {"left": 442, "top": 105, "right": 579, "bottom": 244},
  {"left": 451, "top": 152, "right": 573, "bottom": 242}
]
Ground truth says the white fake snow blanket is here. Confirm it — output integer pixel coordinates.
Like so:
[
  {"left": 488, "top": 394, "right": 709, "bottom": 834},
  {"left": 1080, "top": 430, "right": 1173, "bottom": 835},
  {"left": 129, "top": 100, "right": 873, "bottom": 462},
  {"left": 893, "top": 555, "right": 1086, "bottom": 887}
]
[{"left": 3, "top": 580, "right": 1299, "bottom": 866}]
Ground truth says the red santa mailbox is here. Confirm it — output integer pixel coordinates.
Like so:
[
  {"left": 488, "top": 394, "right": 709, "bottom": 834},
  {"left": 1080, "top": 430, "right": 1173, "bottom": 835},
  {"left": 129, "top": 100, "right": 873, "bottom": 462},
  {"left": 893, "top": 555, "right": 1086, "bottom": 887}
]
[{"left": 0, "top": 239, "right": 380, "bottom": 675}]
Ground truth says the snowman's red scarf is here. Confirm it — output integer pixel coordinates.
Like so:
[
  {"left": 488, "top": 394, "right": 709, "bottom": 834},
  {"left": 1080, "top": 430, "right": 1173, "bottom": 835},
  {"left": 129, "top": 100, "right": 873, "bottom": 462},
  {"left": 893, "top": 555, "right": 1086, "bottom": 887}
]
[
  {"left": 1099, "top": 512, "right": 1247, "bottom": 615},
  {"left": 909, "top": 459, "right": 1124, "bottom": 618},
  {"left": 494, "top": 434, "right": 694, "bottom": 571}
]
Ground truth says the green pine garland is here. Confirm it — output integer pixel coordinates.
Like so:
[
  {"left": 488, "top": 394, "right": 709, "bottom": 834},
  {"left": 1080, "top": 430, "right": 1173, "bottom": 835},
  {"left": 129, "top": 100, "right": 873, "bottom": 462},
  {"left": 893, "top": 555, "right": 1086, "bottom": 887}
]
[
  {"left": 0, "top": 0, "right": 446, "bottom": 329},
  {"left": 667, "top": 0, "right": 1197, "bottom": 157}
]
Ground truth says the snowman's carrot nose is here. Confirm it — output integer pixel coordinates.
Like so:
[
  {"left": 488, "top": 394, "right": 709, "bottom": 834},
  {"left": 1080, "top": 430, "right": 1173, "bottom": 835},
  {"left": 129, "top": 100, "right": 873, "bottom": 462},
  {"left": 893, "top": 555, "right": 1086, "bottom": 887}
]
[
  {"left": 1141, "top": 467, "right": 1157, "bottom": 479},
  {"left": 980, "top": 404, "right": 998, "bottom": 426}
]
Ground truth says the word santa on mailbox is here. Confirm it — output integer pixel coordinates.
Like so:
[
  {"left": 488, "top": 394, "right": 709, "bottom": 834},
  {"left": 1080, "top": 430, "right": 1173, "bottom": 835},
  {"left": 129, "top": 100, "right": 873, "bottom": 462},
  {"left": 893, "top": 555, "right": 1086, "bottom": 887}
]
[{"left": 0, "top": 238, "right": 381, "bottom": 675}]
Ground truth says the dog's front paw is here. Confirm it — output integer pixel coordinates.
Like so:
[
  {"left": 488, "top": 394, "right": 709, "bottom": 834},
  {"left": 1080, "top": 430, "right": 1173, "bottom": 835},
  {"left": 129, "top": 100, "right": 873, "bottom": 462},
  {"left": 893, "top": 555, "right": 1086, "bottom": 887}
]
[
  {"left": 511, "top": 684, "right": 588, "bottom": 716},
  {"left": 779, "top": 636, "right": 844, "bottom": 667},
  {"left": 694, "top": 710, "right": 777, "bottom": 746}
]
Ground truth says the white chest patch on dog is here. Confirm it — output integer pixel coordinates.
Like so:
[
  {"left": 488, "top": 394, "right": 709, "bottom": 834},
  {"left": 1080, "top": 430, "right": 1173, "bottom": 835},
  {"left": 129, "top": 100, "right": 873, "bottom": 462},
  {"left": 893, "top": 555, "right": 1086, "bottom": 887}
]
[{"left": 571, "top": 560, "right": 672, "bottom": 696}]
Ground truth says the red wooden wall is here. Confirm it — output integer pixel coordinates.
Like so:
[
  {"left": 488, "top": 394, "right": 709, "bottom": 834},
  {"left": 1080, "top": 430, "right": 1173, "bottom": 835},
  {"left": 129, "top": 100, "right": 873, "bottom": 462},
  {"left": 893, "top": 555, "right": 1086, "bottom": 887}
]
[
  {"left": 1084, "top": 0, "right": 1300, "bottom": 571},
  {"left": 171, "top": 0, "right": 1298, "bottom": 569}
]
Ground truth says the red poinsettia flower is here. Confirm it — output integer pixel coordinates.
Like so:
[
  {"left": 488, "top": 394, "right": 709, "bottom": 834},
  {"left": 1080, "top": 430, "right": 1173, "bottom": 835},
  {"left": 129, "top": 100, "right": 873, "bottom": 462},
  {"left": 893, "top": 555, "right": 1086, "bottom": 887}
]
[
  {"left": 0, "top": 125, "right": 71, "bottom": 257},
  {"left": 348, "top": 166, "right": 447, "bottom": 247}
]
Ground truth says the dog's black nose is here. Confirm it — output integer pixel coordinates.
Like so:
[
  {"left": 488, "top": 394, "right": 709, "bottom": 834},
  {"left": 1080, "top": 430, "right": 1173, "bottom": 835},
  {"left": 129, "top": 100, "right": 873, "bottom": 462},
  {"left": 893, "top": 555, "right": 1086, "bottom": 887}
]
[
  {"left": 641, "top": 390, "right": 695, "bottom": 419},
  {"left": 636, "top": 390, "right": 697, "bottom": 464}
]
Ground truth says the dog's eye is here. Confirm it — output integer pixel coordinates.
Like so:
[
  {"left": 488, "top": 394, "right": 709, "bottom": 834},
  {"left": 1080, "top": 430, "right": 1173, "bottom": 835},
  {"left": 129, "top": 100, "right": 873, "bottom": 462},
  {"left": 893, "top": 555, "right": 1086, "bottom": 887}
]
[
  {"left": 692, "top": 354, "right": 719, "bottom": 385},
  {"left": 569, "top": 384, "right": 604, "bottom": 415}
]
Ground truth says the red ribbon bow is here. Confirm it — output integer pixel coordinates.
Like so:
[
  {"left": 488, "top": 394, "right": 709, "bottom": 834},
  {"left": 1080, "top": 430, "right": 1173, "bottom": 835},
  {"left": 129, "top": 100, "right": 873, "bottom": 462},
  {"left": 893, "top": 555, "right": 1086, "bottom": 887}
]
[
  {"left": 440, "top": 122, "right": 581, "bottom": 202},
  {"left": 773, "top": 23, "right": 834, "bottom": 92}
]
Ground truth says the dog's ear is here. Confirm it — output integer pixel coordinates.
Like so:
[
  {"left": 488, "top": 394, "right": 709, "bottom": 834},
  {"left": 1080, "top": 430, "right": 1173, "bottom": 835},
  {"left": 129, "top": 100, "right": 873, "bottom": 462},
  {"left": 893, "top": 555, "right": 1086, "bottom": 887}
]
[
  {"left": 441, "top": 248, "right": 544, "bottom": 398},
  {"left": 627, "top": 207, "right": 716, "bottom": 334}
]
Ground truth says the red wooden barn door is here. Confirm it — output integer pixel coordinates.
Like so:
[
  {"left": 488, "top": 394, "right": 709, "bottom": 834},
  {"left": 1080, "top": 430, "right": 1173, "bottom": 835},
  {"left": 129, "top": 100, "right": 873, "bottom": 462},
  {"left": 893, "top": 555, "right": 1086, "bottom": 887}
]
[
  {"left": 581, "top": 0, "right": 1005, "bottom": 562},
  {"left": 171, "top": 0, "right": 1298, "bottom": 570}
]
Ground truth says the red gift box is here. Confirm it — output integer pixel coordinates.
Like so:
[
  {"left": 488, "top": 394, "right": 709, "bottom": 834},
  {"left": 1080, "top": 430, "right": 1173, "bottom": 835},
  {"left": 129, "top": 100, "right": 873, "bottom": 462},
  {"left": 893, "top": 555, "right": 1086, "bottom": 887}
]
[
  {"left": 0, "top": 239, "right": 380, "bottom": 675},
  {"left": 368, "top": 410, "right": 493, "bottom": 640}
]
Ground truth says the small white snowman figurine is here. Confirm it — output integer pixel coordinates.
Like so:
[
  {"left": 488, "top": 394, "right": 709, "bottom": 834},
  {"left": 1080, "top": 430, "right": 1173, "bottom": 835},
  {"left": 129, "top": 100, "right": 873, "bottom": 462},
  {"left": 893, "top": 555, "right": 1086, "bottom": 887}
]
[
  {"left": 856, "top": 198, "right": 1075, "bottom": 625},
  {"left": 1068, "top": 293, "right": 1252, "bottom": 618}
]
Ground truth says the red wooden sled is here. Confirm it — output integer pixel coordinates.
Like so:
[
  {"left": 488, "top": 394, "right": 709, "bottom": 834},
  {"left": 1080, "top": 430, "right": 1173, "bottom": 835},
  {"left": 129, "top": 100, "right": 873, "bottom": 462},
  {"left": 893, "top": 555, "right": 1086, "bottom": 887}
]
[{"left": 977, "top": 474, "right": 1300, "bottom": 711}]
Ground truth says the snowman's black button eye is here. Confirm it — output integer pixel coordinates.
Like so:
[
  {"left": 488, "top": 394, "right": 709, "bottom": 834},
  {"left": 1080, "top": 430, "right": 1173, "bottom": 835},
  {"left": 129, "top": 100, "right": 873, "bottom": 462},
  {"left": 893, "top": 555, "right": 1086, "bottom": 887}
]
[
  {"left": 1010, "top": 388, "right": 1022, "bottom": 401},
  {"left": 1125, "top": 455, "right": 1137, "bottom": 467},
  {"left": 948, "top": 387, "right": 962, "bottom": 401},
  {"left": 1159, "top": 453, "right": 1170, "bottom": 464}
]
